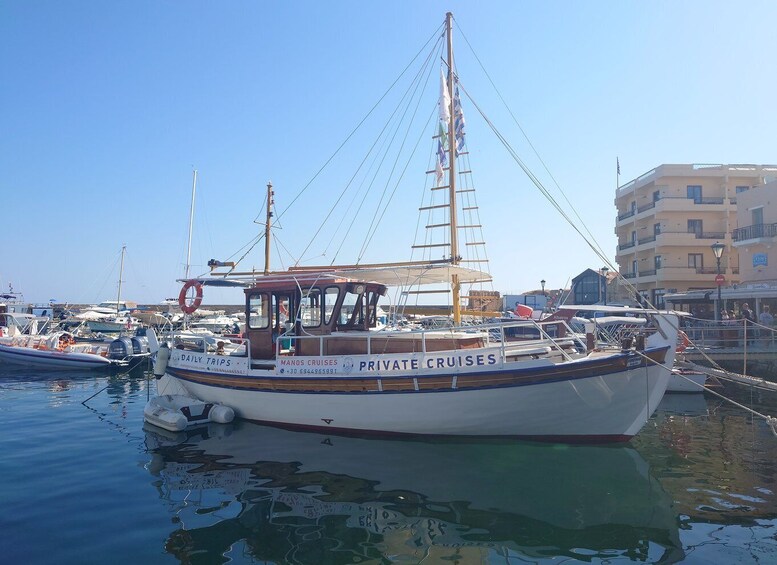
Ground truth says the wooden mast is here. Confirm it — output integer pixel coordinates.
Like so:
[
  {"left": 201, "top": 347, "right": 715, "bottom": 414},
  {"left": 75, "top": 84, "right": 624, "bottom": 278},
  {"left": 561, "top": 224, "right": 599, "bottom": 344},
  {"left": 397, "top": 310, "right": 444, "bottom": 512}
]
[
  {"left": 446, "top": 12, "right": 461, "bottom": 325},
  {"left": 264, "top": 182, "right": 273, "bottom": 275}
]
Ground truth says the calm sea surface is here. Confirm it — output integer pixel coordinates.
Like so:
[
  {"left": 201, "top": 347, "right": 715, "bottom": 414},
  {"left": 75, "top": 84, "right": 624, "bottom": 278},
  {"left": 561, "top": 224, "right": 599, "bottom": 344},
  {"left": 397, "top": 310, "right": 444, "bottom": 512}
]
[{"left": 2, "top": 364, "right": 777, "bottom": 564}]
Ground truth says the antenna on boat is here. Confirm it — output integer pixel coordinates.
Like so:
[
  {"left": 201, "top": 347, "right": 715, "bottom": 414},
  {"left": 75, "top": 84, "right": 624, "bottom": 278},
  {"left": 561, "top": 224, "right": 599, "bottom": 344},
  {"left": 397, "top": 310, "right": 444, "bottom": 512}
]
[
  {"left": 264, "top": 182, "right": 274, "bottom": 275},
  {"left": 446, "top": 12, "right": 462, "bottom": 325},
  {"left": 116, "top": 244, "right": 126, "bottom": 317},
  {"left": 185, "top": 169, "right": 198, "bottom": 281}
]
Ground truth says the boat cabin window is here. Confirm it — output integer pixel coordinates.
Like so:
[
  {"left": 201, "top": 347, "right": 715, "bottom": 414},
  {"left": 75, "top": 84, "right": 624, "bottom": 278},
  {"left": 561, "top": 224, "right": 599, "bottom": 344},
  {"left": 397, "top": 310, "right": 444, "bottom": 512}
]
[
  {"left": 271, "top": 294, "right": 292, "bottom": 332},
  {"left": 338, "top": 284, "right": 366, "bottom": 329},
  {"left": 247, "top": 293, "right": 270, "bottom": 329},
  {"left": 324, "top": 286, "right": 340, "bottom": 325},
  {"left": 300, "top": 288, "right": 322, "bottom": 328}
]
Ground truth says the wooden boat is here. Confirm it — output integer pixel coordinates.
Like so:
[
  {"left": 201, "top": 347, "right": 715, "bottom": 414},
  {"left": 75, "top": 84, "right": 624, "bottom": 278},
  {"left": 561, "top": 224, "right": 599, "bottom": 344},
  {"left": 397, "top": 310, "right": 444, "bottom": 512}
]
[{"left": 150, "top": 13, "right": 679, "bottom": 442}]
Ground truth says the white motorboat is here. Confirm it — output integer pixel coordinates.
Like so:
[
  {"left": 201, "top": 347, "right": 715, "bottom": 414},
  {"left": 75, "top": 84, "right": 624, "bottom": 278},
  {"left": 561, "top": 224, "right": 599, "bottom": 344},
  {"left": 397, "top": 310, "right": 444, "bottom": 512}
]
[{"left": 0, "top": 316, "right": 158, "bottom": 370}]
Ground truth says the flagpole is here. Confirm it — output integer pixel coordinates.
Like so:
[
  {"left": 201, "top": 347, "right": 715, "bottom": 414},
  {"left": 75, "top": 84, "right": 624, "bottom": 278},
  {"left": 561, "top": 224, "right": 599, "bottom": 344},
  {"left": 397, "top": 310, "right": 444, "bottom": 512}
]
[{"left": 446, "top": 11, "right": 461, "bottom": 326}]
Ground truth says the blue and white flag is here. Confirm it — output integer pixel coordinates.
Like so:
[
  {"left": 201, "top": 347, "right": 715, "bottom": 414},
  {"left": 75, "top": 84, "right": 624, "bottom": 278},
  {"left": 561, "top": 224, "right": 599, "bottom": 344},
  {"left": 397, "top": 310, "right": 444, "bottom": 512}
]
[
  {"left": 453, "top": 85, "right": 466, "bottom": 154},
  {"left": 435, "top": 122, "right": 448, "bottom": 185}
]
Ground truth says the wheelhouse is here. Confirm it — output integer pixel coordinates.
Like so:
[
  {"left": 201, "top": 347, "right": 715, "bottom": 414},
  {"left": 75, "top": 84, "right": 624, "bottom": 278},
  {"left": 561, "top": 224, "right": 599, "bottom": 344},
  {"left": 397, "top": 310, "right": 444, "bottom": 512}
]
[{"left": 244, "top": 275, "right": 388, "bottom": 360}]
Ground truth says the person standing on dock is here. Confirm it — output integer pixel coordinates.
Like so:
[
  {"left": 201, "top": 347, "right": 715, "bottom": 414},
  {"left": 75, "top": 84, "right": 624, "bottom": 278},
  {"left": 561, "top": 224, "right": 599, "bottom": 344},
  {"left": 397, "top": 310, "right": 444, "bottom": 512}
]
[
  {"left": 758, "top": 305, "right": 774, "bottom": 344},
  {"left": 741, "top": 303, "right": 756, "bottom": 346}
]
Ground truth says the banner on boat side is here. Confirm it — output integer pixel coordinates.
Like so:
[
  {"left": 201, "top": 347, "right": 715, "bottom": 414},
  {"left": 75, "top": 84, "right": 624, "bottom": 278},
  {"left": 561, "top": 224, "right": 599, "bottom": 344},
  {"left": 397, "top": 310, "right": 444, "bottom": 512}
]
[
  {"left": 170, "top": 349, "right": 249, "bottom": 375},
  {"left": 275, "top": 351, "right": 500, "bottom": 376}
]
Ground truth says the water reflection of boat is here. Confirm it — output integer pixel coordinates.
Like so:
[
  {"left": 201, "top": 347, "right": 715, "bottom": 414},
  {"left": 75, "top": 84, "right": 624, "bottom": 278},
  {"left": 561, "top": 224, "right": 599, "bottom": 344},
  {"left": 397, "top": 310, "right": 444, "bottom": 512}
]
[
  {"left": 144, "top": 421, "right": 684, "bottom": 564},
  {"left": 657, "top": 390, "right": 709, "bottom": 416}
]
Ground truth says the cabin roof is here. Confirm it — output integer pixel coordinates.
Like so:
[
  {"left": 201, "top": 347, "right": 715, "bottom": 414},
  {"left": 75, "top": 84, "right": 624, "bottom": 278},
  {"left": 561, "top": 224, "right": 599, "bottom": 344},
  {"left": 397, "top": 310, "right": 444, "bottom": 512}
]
[{"left": 183, "top": 264, "right": 487, "bottom": 289}]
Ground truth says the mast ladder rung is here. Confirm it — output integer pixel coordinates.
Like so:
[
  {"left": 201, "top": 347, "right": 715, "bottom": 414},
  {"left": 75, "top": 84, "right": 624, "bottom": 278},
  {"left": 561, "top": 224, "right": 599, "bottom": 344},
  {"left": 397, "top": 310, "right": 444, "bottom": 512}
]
[
  {"left": 403, "top": 289, "right": 451, "bottom": 295},
  {"left": 467, "top": 278, "right": 494, "bottom": 284},
  {"left": 431, "top": 185, "right": 451, "bottom": 191},
  {"left": 426, "top": 223, "right": 451, "bottom": 228},
  {"left": 462, "top": 206, "right": 478, "bottom": 211},
  {"left": 456, "top": 189, "right": 475, "bottom": 193},
  {"left": 465, "top": 241, "right": 486, "bottom": 246},
  {"left": 411, "top": 243, "right": 450, "bottom": 249},
  {"left": 458, "top": 170, "right": 472, "bottom": 174},
  {"left": 419, "top": 204, "right": 450, "bottom": 211},
  {"left": 426, "top": 167, "right": 450, "bottom": 174},
  {"left": 457, "top": 224, "right": 482, "bottom": 229}
]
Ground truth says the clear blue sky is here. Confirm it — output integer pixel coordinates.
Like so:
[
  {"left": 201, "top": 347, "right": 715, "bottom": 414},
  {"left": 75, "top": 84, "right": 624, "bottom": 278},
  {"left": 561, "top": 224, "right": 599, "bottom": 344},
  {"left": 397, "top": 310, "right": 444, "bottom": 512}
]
[{"left": 2, "top": 1, "right": 776, "bottom": 305}]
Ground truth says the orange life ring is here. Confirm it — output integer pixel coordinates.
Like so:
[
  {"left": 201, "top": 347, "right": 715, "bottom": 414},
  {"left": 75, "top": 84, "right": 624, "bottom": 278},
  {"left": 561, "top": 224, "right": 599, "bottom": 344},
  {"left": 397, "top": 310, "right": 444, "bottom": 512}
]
[
  {"left": 677, "top": 330, "right": 690, "bottom": 353},
  {"left": 179, "top": 280, "right": 203, "bottom": 315}
]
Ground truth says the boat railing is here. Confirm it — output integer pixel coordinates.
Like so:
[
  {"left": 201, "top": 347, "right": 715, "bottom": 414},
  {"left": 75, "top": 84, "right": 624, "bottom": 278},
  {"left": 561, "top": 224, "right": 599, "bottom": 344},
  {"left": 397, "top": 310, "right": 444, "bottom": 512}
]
[
  {"left": 682, "top": 317, "right": 777, "bottom": 350},
  {"left": 281, "top": 318, "right": 586, "bottom": 362},
  {"left": 171, "top": 334, "right": 249, "bottom": 357}
]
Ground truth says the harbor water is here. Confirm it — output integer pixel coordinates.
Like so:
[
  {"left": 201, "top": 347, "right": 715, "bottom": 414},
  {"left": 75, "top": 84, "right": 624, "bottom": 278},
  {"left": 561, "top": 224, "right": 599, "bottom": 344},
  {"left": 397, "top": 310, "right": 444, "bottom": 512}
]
[{"left": 1, "top": 364, "right": 776, "bottom": 564}]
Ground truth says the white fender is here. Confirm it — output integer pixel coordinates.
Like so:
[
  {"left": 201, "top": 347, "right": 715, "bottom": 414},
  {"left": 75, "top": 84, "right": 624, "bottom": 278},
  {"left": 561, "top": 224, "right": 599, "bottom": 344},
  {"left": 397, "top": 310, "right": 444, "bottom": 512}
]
[{"left": 153, "top": 344, "right": 170, "bottom": 377}]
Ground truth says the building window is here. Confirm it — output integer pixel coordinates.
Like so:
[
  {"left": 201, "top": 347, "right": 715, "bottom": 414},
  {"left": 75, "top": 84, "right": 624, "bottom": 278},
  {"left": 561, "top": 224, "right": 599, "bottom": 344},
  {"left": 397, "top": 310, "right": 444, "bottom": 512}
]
[
  {"left": 654, "top": 255, "right": 662, "bottom": 269},
  {"left": 652, "top": 289, "right": 666, "bottom": 308},
  {"left": 630, "top": 201, "right": 636, "bottom": 213},
  {"left": 752, "top": 207, "right": 764, "bottom": 226},
  {"left": 632, "top": 260, "right": 638, "bottom": 276},
  {"left": 653, "top": 190, "right": 660, "bottom": 202},
  {"left": 736, "top": 185, "right": 749, "bottom": 193},
  {"left": 573, "top": 274, "right": 600, "bottom": 305},
  {"left": 687, "top": 219, "right": 703, "bottom": 235},
  {"left": 688, "top": 253, "right": 703, "bottom": 269},
  {"left": 687, "top": 185, "right": 702, "bottom": 203},
  {"left": 631, "top": 230, "right": 637, "bottom": 243},
  {"left": 654, "top": 223, "right": 661, "bottom": 236}
]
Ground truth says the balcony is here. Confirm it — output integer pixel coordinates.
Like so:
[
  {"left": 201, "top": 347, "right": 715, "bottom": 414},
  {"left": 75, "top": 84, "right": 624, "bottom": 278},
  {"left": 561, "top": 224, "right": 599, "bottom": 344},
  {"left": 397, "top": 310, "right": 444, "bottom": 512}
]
[
  {"left": 618, "top": 241, "right": 636, "bottom": 251},
  {"left": 732, "top": 223, "right": 777, "bottom": 243},
  {"left": 617, "top": 210, "right": 635, "bottom": 222},
  {"left": 637, "top": 235, "right": 656, "bottom": 245}
]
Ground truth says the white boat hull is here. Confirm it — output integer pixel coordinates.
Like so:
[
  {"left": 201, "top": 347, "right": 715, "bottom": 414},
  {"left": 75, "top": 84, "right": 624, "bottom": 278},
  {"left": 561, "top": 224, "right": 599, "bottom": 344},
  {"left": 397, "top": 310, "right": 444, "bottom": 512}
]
[
  {"left": 0, "top": 343, "right": 113, "bottom": 369},
  {"left": 159, "top": 353, "right": 671, "bottom": 441},
  {"left": 666, "top": 370, "right": 707, "bottom": 393}
]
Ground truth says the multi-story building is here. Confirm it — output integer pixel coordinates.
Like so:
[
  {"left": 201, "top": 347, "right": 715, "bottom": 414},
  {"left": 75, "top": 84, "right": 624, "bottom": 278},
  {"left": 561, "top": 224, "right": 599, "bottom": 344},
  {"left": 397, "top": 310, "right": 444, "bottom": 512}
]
[
  {"left": 733, "top": 179, "right": 777, "bottom": 282},
  {"left": 614, "top": 164, "right": 777, "bottom": 307}
]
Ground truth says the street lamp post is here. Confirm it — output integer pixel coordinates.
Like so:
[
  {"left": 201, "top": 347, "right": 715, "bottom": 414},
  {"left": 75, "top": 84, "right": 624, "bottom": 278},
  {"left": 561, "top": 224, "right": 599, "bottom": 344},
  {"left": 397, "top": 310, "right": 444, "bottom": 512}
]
[
  {"left": 601, "top": 267, "right": 609, "bottom": 305},
  {"left": 711, "top": 241, "right": 725, "bottom": 320},
  {"left": 540, "top": 279, "right": 546, "bottom": 311}
]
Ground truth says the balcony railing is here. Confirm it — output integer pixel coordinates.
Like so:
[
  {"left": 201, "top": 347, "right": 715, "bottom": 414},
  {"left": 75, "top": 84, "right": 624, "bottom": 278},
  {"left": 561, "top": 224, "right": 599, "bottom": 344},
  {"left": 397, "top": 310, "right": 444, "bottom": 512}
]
[
  {"left": 637, "top": 235, "right": 656, "bottom": 245},
  {"left": 640, "top": 269, "right": 657, "bottom": 277},
  {"left": 617, "top": 210, "right": 635, "bottom": 221},
  {"left": 618, "top": 241, "right": 636, "bottom": 251},
  {"left": 695, "top": 231, "right": 726, "bottom": 240},
  {"left": 637, "top": 201, "right": 656, "bottom": 213},
  {"left": 623, "top": 272, "right": 637, "bottom": 279},
  {"left": 695, "top": 197, "right": 725, "bottom": 205},
  {"left": 733, "top": 223, "right": 777, "bottom": 242}
]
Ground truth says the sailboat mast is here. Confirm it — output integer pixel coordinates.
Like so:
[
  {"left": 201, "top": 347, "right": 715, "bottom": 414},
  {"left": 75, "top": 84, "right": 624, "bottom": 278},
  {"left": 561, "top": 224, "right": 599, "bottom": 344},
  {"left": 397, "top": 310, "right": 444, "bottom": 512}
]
[
  {"left": 264, "top": 182, "right": 273, "bottom": 275},
  {"left": 446, "top": 12, "right": 461, "bottom": 325},
  {"left": 185, "top": 169, "right": 198, "bottom": 281},
  {"left": 116, "top": 244, "right": 126, "bottom": 316}
]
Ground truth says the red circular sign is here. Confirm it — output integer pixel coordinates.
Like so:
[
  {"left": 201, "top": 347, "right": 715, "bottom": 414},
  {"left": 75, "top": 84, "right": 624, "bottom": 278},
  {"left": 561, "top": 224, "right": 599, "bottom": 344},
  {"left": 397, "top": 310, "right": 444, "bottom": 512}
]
[{"left": 715, "top": 274, "right": 726, "bottom": 286}]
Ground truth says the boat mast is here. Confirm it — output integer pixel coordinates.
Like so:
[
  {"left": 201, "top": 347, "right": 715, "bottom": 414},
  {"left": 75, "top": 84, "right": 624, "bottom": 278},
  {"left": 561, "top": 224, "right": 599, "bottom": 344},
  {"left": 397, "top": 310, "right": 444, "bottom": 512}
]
[
  {"left": 264, "top": 182, "right": 273, "bottom": 275},
  {"left": 185, "top": 169, "right": 198, "bottom": 281},
  {"left": 446, "top": 12, "right": 461, "bottom": 325},
  {"left": 116, "top": 244, "right": 126, "bottom": 316}
]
